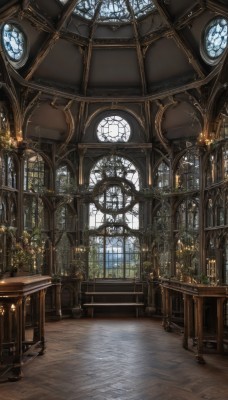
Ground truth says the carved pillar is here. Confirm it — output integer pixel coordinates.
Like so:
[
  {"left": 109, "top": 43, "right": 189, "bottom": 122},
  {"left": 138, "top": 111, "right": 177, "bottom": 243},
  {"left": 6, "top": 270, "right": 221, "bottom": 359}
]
[
  {"left": 55, "top": 282, "right": 62, "bottom": 320},
  {"left": 194, "top": 296, "right": 205, "bottom": 364},
  {"left": 39, "top": 289, "right": 46, "bottom": 354},
  {"left": 183, "top": 294, "right": 190, "bottom": 349},
  {"left": 217, "top": 297, "right": 225, "bottom": 354},
  {"left": 162, "top": 287, "right": 172, "bottom": 331},
  {"left": 146, "top": 281, "right": 156, "bottom": 315},
  {"left": 10, "top": 298, "right": 23, "bottom": 380},
  {"left": 72, "top": 279, "right": 82, "bottom": 318}
]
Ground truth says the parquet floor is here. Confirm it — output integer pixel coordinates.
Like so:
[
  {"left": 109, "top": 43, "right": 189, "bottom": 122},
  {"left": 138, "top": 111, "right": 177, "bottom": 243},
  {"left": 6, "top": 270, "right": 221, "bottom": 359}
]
[{"left": 1, "top": 318, "right": 228, "bottom": 400}]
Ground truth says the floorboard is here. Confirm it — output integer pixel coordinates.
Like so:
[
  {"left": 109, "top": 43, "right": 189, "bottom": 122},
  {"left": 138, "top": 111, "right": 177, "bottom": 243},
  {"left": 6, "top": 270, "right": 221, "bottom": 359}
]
[{"left": 1, "top": 318, "right": 228, "bottom": 400}]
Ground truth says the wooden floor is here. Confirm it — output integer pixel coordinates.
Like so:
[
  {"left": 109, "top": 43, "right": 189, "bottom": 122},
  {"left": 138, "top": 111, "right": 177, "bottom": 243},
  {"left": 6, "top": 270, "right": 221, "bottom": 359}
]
[{"left": 1, "top": 318, "right": 228, "bottom": 400}]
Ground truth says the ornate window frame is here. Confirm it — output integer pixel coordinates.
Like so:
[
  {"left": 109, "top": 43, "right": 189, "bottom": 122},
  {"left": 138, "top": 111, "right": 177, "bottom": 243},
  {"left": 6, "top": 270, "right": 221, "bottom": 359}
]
[
  {"left": 200, "top": 17, "right": 228, "bottom": 66},
  {"left": 1, "top": 21, "right": 28, "bottom": 69}
]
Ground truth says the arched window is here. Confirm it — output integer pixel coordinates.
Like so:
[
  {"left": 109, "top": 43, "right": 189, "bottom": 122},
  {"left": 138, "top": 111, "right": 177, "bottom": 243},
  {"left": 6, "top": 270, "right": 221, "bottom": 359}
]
[
  {"left": 56, "top": 164, "right": 74, "bottom": 193},
  {"left": 175, "top": 150, "right": 199, "bottom": 191},
  {"left": 24, "top": 151, "right": 47, "bottom": 192},
  {"left": 56, "top": 205, "right": 75, "bottom": 232},
  {"left": 56, "top": 233, "right": 72, "bottom": 276},
  {"left": 175, "top": 199, "right": 199, "bottom": 280},
  {"left": 206, "top": 153, "right": 216, "bottom": 186},
  {"left": 206, "top": 198, "right": 213, "bottom": 227},
  {"left": 215, "top": 195, "right": 224, "bottom": 226},
  {"left": 97, "top": 115, "right": 131, "bottom": 142},
  {"left": 2, "top": 154, "right": 17, "bottom": 188},
  {"left": 176, "top": 199, "right": 199, "bottom": 232},
  {"left": 223, "top": 142, "right": 228, "bottom": 180},
  {"left": 24, "top": 196, "right": 47, "bottom": 231},
  {"left": 88, "top": 155, "right": 141, "bottom": 279},
  {"left": 154, "top": 161, "right": 170, "bottom": 188}
]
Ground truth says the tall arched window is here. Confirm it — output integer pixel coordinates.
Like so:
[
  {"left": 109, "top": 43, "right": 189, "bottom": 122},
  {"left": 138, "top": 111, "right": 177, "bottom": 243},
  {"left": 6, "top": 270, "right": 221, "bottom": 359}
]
[
  {"left": 154, "top": 161, "right": 170, "bottom": 188},
  {"left": 175, "top": 199, "right": 199, "bottom": 280},
  {"left": 175, "top": 150, "right": 199, "bottom": 191},
  {"left": 24, "top": 151, "right": 47, "bottom": 192},
  {"left": 56, "top": 164, "right": 74, "bottom": 193},
  {"left": 88, "top": 154, "right": 141, "bottom": 279}
]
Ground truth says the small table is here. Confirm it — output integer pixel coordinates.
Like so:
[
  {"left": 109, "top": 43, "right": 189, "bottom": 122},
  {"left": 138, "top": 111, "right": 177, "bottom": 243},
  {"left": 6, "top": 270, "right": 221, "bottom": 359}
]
[{"left": 0, "top": 275, "right": 51, "bottom": 381}]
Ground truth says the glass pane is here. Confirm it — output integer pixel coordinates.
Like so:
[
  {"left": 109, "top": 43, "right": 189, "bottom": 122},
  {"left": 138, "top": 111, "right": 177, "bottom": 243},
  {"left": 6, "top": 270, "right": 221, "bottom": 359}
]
[
  {"left": 97, "top": 115, "right": 130, "bottom": 142},
  {"left": 2, "top": 23, "right": 25, "bottom": 62},
  {"left": 205, "top": 18, "right": 228, "bottom": 59}
]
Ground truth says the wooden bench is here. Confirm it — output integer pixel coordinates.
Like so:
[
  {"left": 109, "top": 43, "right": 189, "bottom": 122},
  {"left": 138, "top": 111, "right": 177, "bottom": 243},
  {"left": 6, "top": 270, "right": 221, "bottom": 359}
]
[{"left": 83, "top": 291, "right": 144, "bottom": 318}]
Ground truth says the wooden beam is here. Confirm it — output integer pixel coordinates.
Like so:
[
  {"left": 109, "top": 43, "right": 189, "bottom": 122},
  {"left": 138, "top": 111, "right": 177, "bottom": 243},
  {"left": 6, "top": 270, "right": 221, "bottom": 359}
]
[
  {"left": 9, "top": 55, "right": 222, "bottom": 103},
  {"left": 153, "top": 0, "right": 205, "bottom": 79},
  {"left": 24, "top": 0, "right": 81, "bottom": 81}
]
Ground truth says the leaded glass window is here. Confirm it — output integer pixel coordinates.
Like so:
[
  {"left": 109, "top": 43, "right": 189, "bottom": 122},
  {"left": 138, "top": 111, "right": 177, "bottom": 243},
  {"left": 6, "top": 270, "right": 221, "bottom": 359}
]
[
  {"left": 88, "top": 155, "right": 141, "bottom": 278},
  {"left": 2, "top": 154, "right": 16, "bottom": 188},
  {"left": 88, "top": 234, "right": 140, "bottom": 279},
  {"left": 24, "top": 196, "right": 47, "bottom": 230},
  {"left": 24, "top": 151, "right": 46, "bottom": 192},
  {"left": 175, "top": 150, "right": 199, "bottom": 191},
  {"left": 1, "top": 22, "right": 27, "bottom": 68},
  {"left": 201, "top": 18, "right": 228, "bottom": 65},
  {"left": 59, "top": 0, "right": 155, "bottom": 22},
  {"left": 56, "top": 164, "right": 74, "bottom": 193},
  {"left": 90, "top": 155, "right": 140, "bottom": 189},
  {"left": 176, "top": 199, "right": 199, "bottom": 232},
  {"left": 206, "top": 198, "right": 213, "bottom": 227},
  {"left": 56, "top": 205, "right": 75, "bottom": 231},
  {"left": 154, "top": 161, "right": 170, "bottom": 188},
  {"left": 215, "top": 195, "right": 224, "bottom": 226},
  {"left": 56, "top": 233, "right": 72, "bottom": 276},
  {"left": 223, "top": 143, "right": 228, "bottom": 180},
  {"left": 97, "top": 115, "right": 130, "bottom": 142}
]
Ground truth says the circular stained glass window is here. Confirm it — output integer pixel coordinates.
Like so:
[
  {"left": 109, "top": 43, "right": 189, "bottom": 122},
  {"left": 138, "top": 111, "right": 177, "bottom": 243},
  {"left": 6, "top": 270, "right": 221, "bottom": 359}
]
[
  {"left": 97, "top": 115, "right": 131, "bottom": 142},
  {"left": 201, "top": 17, "right": 228, "bottom": 65},
  {"left": 1, "top": 22, "right": 27, "bottom": 68}
]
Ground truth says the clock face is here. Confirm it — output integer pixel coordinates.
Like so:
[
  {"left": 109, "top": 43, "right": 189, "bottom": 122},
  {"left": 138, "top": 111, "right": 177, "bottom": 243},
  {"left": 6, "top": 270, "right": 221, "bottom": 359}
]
[{"left": 205, "top": 18, "right": 228, "bottom": 60}]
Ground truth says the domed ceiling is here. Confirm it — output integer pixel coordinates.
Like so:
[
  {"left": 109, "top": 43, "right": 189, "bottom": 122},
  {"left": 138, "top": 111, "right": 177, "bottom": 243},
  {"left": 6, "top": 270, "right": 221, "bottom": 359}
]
[{"left": 0, "top": 0, "right": 227, "bottom": 143}]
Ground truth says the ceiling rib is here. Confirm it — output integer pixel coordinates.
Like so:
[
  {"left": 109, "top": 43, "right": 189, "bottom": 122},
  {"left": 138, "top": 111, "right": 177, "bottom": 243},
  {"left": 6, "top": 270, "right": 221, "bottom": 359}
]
[
  {"left": 10, "top": 60, "right": 221, "bottom": 103},
  {"left": 153, "top": 0, "right": 206, "bottom": 79},
  {"left": 206, "top": 0, "right": 228, "bottom": 18},
  {"left": 81, "top": 1, "right": 103, "bottom": 96},
  {"left": 23, "top": 0, "right": 81, "bottom": 81},
  {"left": 126, "top": 0, "right": 147, "bottom": 95}
]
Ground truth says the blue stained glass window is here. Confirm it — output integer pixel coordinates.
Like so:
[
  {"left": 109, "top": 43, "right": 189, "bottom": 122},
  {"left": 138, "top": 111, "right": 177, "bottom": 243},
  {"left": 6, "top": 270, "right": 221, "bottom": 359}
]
[
  {"left": 204, "top": 18, "right": 228, "bottom": 60},
  {"left": 2, "top": 23, "right": 26, "bottom": 64}
]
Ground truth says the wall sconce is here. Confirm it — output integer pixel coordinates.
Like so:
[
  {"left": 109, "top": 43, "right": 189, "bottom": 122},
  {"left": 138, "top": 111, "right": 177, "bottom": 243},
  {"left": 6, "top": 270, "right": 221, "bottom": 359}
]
[
  {"left": 74, "top": 245, "right": 86, "bottom": 254},
  {"left": 0, "top": 304, "right": 5, "bottom": 316},
  {"left": 141, "top": 244, "right": 148, "bottom": 253},
  {"left": 10, "top": 303, "right": 16, "bottom": 312}
]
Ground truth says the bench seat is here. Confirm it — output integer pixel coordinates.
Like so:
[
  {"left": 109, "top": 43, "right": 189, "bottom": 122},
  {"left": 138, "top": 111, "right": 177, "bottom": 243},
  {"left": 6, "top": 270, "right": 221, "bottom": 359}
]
[{"left": 83, "top": 302, "right": 144, "bottom": 317}]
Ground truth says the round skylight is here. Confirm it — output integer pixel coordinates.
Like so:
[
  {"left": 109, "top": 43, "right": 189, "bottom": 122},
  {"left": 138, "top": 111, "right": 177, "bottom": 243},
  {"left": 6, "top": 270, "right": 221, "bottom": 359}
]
[
  {"left": 59, "top": 0, "right": 155, "bottom": 22},
  {"left": 201, "top": 17, "right": 228, "bottom": 65},
  {"left": 1, "top": 22, "right": 27, "bottom": 68},
  {"left": 97, "top": 116, "right": 131, "bottom": 142}
]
